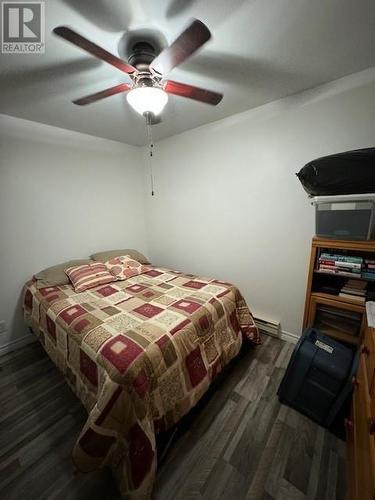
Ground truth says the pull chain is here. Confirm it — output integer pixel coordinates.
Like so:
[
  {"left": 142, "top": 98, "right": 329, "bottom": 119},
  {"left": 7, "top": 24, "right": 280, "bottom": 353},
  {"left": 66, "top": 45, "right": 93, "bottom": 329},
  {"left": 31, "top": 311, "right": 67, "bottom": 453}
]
[{"left": 145, "top": 113, "right": 155, "bottom": 196}]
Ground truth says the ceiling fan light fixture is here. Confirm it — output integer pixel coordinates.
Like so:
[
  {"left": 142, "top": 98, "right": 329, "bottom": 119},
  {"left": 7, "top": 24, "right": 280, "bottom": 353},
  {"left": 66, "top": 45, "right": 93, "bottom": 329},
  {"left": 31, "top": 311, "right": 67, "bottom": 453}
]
[{"left": 126, "top": 87, "right": 168, "bottom": 116}]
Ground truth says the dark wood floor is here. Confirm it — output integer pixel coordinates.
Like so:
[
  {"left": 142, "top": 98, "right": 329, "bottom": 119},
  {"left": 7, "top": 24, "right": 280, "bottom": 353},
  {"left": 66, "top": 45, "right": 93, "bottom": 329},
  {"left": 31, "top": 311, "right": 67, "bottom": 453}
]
[{"left": 0, "top": 335, "right": 346, "bottom": 500}]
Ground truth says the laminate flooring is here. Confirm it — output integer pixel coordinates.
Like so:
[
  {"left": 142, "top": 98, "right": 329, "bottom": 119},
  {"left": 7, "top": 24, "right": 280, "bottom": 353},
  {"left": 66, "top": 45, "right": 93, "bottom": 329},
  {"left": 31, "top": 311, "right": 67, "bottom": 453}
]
[{"left": 0, "top": 335, "right": 346, "bottom": 500}]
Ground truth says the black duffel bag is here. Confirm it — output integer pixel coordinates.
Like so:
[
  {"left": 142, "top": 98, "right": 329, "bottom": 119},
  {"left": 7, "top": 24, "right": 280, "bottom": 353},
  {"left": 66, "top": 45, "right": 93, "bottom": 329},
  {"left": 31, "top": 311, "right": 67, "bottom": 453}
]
[{"left": 296, "top": 147, "right": 375, "bottom": 196}]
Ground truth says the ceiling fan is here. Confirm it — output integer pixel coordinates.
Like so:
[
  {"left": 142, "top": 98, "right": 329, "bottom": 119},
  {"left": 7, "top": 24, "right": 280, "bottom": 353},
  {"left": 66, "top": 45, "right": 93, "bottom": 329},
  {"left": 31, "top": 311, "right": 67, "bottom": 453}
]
[{"left": 53, "top": 19, "right": 223, "bottom": 121}]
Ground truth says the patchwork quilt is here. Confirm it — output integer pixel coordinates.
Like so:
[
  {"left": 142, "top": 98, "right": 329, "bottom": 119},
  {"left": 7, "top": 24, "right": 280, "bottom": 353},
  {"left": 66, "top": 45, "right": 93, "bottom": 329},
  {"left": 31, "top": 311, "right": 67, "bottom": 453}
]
[{"left": 23, "top": 266, "right": 260, "bottom": 499}]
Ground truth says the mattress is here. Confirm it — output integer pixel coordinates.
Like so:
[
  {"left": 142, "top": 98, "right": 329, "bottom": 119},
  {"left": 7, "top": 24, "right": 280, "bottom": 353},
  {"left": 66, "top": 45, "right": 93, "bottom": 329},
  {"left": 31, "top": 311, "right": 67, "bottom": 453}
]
[{"left": 23, "top": 265, "right": 259, "bottom": 498}]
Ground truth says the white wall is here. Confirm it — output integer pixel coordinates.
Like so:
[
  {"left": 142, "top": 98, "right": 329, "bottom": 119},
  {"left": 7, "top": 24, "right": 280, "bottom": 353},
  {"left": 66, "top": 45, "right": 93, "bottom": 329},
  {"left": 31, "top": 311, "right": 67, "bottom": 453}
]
[
  {"left": 0, "top": 115, "right": 147, "bottom": 348},
  {"left": 145, "top": 68, "right": 375, "bottom": 336},
  {"left": 2, "top": 68, "right": 375, "bottom": 349}
]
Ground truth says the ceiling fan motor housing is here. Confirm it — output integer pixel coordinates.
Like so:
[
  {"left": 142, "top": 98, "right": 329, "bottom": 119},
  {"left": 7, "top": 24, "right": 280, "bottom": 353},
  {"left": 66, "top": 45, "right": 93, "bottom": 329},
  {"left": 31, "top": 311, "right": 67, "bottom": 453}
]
[
  {"left": 118, "top": 28, "right": 167, "bottom": 73},
  {"left": 128, "top": 41, "right": 156, "bottom": 70}
]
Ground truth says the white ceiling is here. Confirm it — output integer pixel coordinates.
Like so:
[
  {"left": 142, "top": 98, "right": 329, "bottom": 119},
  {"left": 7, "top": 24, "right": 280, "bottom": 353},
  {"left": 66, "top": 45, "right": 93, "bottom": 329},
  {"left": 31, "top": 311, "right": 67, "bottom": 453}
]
[{"left": 1, "top": 0, "right": 375, "bottom": 146}]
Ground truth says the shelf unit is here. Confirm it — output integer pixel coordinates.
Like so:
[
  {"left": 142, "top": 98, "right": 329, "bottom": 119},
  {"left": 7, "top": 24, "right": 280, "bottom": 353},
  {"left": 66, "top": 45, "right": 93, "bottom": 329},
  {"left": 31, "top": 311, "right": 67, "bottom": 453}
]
[{"left": 303, "top": 237, "right": 375, "bottom": 346}]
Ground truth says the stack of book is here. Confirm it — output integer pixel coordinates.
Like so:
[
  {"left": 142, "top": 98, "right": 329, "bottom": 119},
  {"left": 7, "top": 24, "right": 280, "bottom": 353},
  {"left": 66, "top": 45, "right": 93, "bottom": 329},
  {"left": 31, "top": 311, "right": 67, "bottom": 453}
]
[
  {"left": 362, "top": 259, "right": 375, "bottom": 280},
  {"left": 339, "top": 279, "right": 367, "bottom": 303},
  {"left": 318, "top": 253, "right": 363, "bottom": 277}
]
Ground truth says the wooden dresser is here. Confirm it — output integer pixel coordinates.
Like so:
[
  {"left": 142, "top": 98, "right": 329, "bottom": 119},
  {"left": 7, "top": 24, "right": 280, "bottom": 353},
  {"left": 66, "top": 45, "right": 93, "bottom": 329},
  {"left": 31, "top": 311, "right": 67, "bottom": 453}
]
[{"left": 347, "top": 323, "right": 375, "bottom": 500}]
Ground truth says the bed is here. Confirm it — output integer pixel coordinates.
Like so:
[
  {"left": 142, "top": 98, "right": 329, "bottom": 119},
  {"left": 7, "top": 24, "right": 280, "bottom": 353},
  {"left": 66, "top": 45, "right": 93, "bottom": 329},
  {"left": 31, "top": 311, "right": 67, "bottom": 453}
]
[{"left": 23, "top": 264, "right": 260, "bottom": 499}]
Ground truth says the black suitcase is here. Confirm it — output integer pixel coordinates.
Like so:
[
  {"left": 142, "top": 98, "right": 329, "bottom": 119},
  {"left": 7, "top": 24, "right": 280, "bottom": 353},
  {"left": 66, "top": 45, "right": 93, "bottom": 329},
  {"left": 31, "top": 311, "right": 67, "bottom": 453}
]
[
  {"left": 277, "top": 328, "right": 360, "bottom": 427},
  {"left": 296, "top": 148, "right": 375, "bottom": 196}
]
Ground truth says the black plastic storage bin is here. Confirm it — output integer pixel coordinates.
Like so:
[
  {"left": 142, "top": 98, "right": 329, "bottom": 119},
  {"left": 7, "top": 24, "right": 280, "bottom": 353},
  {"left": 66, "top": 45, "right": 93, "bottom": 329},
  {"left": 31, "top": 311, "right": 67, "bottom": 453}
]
[{"left": 277, "top": 328, "right": 360, "bottom": 427}]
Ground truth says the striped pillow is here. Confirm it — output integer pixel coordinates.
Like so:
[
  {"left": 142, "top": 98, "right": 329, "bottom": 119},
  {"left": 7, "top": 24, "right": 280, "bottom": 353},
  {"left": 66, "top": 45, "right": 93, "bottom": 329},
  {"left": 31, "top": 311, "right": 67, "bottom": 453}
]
[{"left": 65, "top": 262, "right": 117, "bottom": 292}]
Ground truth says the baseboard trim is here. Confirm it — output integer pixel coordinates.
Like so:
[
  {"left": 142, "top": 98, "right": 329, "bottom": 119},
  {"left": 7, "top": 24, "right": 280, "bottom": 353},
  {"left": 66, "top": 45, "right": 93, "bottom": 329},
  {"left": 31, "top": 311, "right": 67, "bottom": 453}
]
[
  {"left": 0, "top": 333, "right": 37, "bottom": 356},
  {"left": 260, "top": 329, "right": 300, "bottom": 345},
  {"left": 280, "top": 330, "right": 300, "bottom": 344}
]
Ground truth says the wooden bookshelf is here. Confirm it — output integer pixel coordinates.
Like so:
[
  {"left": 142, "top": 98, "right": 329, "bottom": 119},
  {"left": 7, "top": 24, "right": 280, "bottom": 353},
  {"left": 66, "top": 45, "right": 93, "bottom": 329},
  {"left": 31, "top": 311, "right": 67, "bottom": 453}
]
[{"left": 303, "top": 237, "right": 375, "bottom": 346}]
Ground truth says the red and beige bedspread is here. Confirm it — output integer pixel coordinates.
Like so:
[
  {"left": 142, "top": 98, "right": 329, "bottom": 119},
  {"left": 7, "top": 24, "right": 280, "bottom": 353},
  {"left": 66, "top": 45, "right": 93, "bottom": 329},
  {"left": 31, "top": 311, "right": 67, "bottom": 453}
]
[{"left": 23, "top": 266, "right": 259, "bottom": 499}]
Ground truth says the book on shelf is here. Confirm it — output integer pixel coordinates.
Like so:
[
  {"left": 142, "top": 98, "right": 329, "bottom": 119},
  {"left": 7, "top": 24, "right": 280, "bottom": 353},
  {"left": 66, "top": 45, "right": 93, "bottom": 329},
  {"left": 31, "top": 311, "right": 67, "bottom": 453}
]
[
  {"left": 318, "top": 266, "right": 362, "bottom": 277},
  {"left": 318, "top": 252, "right": 363, "bottom": 276},
  {"left": 338, "top": 278, "right": 367, "bottom": 303},
  {"left": 339, "top": 292, "right": 366, "bottom": 303},
  {"left": 340, "top": 288, "right": 365, "bottom": 296},
  {"left": 361, "top": 259, "right": 375, "bottom": 280},
  {"left": 319, "top": 259, "right": 362, "bottom": 269},
  {"left": 362, "top": 272, "right": 375, "bottom": 280},
  {"left": 320, "top": 253, "right": 363, "bottom": 264},
  {"left": 334, "top": 261, "right": 362, "bottom": 269},
  {"left": 319, "top": 264, "right": 360, "bottom": 273},
  {"left": 341, "top": 279, "right": 366, "bottom": 294},
  {"left": 318, "top": 255, "right": 363, "bottom": 276},
  {"left": 344, "top": 279, "right": 367, "bottom": 290}
]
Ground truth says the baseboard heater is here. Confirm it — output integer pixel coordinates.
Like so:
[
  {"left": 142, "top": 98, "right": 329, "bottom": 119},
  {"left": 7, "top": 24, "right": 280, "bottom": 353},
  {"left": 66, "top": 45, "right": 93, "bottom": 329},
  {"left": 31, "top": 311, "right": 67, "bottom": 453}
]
[{"left": 254, "top": 316, "right": 281, "bottom": 338}]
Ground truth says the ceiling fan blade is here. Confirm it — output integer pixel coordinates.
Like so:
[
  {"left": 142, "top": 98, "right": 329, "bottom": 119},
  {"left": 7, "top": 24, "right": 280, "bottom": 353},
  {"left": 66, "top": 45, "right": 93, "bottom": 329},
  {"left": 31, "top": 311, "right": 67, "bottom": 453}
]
[
  {"left": 150, "top": 19, "right": 211, "bottom": 76},
  {"left": 53, "top": 26, "right": 136, "bottom": 75},
  {"left": 73, "top": 83, "right": 131, "bottom": 105},
  {"left": 163, "top": 80, "right": 223, "bottom": 105}
]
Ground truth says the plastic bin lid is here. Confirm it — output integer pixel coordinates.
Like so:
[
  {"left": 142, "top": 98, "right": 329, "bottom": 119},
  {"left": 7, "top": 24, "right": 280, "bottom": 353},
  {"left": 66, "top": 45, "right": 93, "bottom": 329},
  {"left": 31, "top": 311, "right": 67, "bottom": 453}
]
[{"left": 311, "top": 193, "right": 375, "bottom": 205}]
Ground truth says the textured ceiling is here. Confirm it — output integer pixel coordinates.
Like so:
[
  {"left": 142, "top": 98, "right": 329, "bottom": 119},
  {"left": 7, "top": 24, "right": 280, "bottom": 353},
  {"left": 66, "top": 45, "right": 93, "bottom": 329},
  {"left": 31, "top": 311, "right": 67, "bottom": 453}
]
[{"left": 1, "top": 0, "right": 375, "bottom": 146}]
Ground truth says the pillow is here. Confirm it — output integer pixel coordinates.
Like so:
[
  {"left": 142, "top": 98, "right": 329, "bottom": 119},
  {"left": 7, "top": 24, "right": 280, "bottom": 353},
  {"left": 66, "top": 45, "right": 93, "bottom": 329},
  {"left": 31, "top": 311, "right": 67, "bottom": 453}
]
[
  {"left": 91, "top": 249, "right": 150, "bottom": 265},
  {"left": 34, "top": 259, "right": 94, "bottom": 289},
  {"left": 105, "top": 255, "right": 150, "bottom": 280},
  {"left": 65, "top": 262, "right": 117, "bottom": 293}
]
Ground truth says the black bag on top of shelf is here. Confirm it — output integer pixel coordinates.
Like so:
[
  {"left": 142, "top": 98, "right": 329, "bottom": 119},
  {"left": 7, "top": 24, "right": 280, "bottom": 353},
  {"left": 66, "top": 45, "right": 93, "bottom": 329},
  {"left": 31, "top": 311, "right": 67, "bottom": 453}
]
[{"left": 296, "top": 148, "right": 375, "bottom": 196}]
